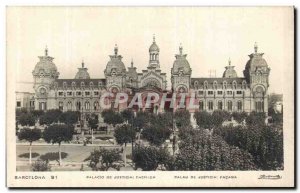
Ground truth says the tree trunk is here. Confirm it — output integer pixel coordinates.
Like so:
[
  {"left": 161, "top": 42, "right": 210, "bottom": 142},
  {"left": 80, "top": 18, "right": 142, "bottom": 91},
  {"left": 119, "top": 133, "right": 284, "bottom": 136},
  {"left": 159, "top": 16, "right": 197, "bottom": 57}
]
[
  {"left": 123, "top": 143, "right": 127, "bottom": 167},
  {"left": 58, "top": 142, "right": 62, "bottom": 166},
  {"left": 29, "top": 142, "right": 32, "bottom": 165},
  {"left": 91, "top": 128, "right": 93, "bottom": 144}
]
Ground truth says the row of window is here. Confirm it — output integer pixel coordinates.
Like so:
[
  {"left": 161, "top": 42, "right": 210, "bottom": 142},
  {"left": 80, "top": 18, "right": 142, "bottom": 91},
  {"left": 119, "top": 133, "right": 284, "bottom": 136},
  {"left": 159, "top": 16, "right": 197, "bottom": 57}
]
[
  {"left": 199, "top": 100, "right": 264, "bottom": 112},
  {"left": 58, "top": 101, "right": 100, "bottom": 111},
  {"left": 54, "top": 81, "right": 104, "bottom": 89},
  {"left": 199, "top": 100, "right": 243, "bottom": 111},
  {"left": 199, "top": 90, "right": 243, "bottom": 96},
  {"left": 57, "top": 91, "right": 100, "bottom": 97},
  {"left": 194, "top": 81, "right": 247, "bottom": 90}
]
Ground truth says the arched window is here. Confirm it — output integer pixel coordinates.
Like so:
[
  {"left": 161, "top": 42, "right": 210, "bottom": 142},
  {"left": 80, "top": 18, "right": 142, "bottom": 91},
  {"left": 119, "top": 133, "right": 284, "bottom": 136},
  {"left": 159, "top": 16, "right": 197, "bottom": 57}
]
[
  {"left": 218, "top": 101, "right": 223, "bottom": 110},
  {"left": 204, "top": 81, "right": 208, "bottom": 89},
  {"left": 71, "top": 82, "right": 76, "bottom": 89},
  {"left": 213, "top": 81, "right": 218, "bottom": 90},
  {"left": 227, "top": 101, "right": 233, "bottom": 111},
  {"left": 76, "top": 101, "right": 81, "bottom": 111},
  {"left": 63, "top": 82, "right": 67, "bottom": 89},
  {"left": 94, "top": 101, "right": 99, "bottom": 111},
  {"left": 242, "top": 81, "right": 247, "bottom": 89},
  {"left": 237, "top": 101, "right": 242, "bottom": 112},
  {"left": 208, "top": 101, "right": 214, "bottom": 111},
  {"left": 89, "top": 82, "right": 94, "bottom": 88},
  {"left": 85, "top": 101, "right": 90, "bottom": 110},
  {"left": 54, "top": 82, "right": 58, "bottom": 89},
  {"left": 194, "top": 81, "right": 199, "bottom": 89},
  {"left": 199, "top": 101, "right": 204, "bottom": 110},
  {"left": 255, "top": 101, "right": 264, "bottom": 112},
  {"left": 232, "top": 81, "right": 237, "bottom": 90},
  {"left": 59, "top": 101, "right": 63, "bottom": 111},
  {"left": 223, "top": 81, "right": 227, "bottom": 89}
]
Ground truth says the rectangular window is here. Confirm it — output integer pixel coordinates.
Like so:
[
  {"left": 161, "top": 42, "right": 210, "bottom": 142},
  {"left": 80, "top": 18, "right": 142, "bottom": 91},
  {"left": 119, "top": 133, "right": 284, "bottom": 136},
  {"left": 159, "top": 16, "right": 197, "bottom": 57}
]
[
  {"left": 85, "top": 91, "right": 90, "bottom": 96},
  {"left": 208, "top": 91, "right": 214, "bottom": 95},
  {"left": 198, "top": 91, "right": 204, "bottom": 95},
  {"left": 94, "top": 91, "right": 99, "bottom": 96},
  {"left": 16, "top": 101, "right": 21, "bottom": 107},
  {"left": 58, "top": 92, "right": 63, "bottom": 96},
  {"left": 208, "top": 101, "right": 214, "bottom": 110},
  {"left": 236, "top": 91, "right": 242, "bottom": 95},
  {"left": 67, "top": 92, "right": 72, "bottom": 96},
  {"left": 199, "top": 101, "right": 204, "bottom": 110},
  {"left": 76, "top": 92, "right": 81, "bottom": 96},
  {"left": 217, "top": 91, "right": 223, "bottom": 95},
  {"left": 227, "top": 91, "right": 233, "bottom": 95}
]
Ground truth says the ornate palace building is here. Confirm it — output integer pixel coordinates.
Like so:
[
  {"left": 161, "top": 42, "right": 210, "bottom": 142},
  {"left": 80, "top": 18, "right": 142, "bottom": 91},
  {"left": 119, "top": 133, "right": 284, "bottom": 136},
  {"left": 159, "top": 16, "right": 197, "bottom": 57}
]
[{"left": 31, "top": 36, "right": 270, "bottom": 120}]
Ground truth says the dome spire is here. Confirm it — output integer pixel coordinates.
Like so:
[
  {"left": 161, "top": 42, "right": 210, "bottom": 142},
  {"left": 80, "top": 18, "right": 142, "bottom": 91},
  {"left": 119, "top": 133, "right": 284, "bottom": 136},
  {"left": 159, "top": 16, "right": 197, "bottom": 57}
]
[
  {"left": 153, "top": 34, "right": 156, "bottom": 43},
  {"left": 254, "top": 42, "right": 258, "bottom": 53},
  {"left": 82, "top": 59, "right": 84, "bottom": 68},
  {"left": 114, "top": 44, "right": 118, "bottom": 56},
  {"left": 45, "top": 45, "right": 48, "bottom": 56},
  {"left": 179, "top": 43, "right": 183, "bottom": 55},
  {"left": 228, "top": 57, "right": 231, "bottom": 66},
  {"left": 131, "top": 58, "right": 134, "bottom": 68}
]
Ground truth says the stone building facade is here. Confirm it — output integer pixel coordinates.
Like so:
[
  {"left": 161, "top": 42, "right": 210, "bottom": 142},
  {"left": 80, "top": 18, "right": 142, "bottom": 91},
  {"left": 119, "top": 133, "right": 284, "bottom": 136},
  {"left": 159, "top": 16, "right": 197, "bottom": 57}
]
[{"left": 31, "top": 37, "right": 270, "bottom": 120}]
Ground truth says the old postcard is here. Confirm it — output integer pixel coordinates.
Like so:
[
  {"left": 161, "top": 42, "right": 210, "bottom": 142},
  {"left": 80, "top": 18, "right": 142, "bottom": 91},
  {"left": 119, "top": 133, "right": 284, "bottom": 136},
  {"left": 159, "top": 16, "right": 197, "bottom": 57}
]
[{"left": 6, "top": 6, "right": 294, "bottom": 188}]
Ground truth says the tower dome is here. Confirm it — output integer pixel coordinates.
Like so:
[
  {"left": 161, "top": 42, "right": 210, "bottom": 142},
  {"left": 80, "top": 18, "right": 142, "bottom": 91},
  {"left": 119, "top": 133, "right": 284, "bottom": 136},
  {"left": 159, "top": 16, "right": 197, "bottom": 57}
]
[
  {"left": 104, "top": 44, "right": 126, "bottom": 76},
  {"left": 243, "top": 42, "right": 269, "bottom": 81},
  {"left": 223, "top": 58, "right": 237, "bottom": 78},
  {"left": 172, "top": 44, "right": 191, "bottom": 75},
  {"left": 75, "top": 60, "right": 90, "bottom": 79},
  {"left": 32, "top": 47, "right": 59, "bottom": 78}
]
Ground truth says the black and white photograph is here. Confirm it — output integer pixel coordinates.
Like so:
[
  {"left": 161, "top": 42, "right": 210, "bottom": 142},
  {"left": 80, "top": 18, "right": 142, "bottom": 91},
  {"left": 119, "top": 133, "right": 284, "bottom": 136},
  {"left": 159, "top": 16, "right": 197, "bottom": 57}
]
[{"left": 6, "top": 6, "right": 294, "bottom": 188}]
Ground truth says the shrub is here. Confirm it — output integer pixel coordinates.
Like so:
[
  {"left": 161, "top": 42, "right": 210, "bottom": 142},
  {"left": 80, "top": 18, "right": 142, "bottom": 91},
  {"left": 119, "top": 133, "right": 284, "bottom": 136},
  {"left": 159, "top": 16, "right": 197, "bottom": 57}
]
[{"left": 31, "top": 159, "right": 51, "bottom": 171}]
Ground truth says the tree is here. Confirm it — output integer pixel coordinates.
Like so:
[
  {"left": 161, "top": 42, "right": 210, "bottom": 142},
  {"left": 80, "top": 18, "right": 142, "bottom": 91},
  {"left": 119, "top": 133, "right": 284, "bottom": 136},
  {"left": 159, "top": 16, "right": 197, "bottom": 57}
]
[
  {"left": 174, "top": 109, "right": 191, "bottom": 129},
  {"left": 246, "top": 112, "right": 266, "bottom": 126},
  {"left": 268, "top": 108, "right": 283, "bottom": 125},
  {"left": 43, "top": 124, "right": 74, "bottom": 166},
  {"left": 31, "top": 159, "right": 51, "bottom": 171},
  {"left": 59, "top": 111, "right": 80, "bottom": 125},
  {"left": 85, "top": 148, "right": 122, "bottom": 171},
  {"left": 193, "top": 111, "right": 213, "bottom": 129},
  {"left": 39, "top": 109, "right": 63, "bottom": 125},
  {"left": 214, "top": 125, "right": 283, "bottom": 170},
  {"left": 142, "top": 123, "right": 172, "bottom": 146},
  {"left": 101, "top": 109, "right": 124, "bottom": 127},
  {"left": 174, "top": 128, "right": 257, "bottom": 170},
  {"left": 132, "top": 145, "right": 171, "bottom": 171},
  {"left": 18, "top": 113, "right": 35, "bottom": 127},
  {"left": 18, "top": 128, "right": 41, "bottom": 164},
  {"left": 121, "top": 109, "right": 134, "bottom": 123},
  {"left": 114, "top": 124, "right": 136, "bottom": 166},
  {"left": 139, "top": 112, "right": 173, "bottom": 146},
  {"left": 88, "top": 115, "right": 98, "bottom": 144},
  {"left": 31, "top": 110, "right": 45, "bottom": 121},
  {"left": 132, "top": 111, "right": 153, "bottom": 142},
  {"left": 231, "top": 111, "right": 248, "bottom": 124}
]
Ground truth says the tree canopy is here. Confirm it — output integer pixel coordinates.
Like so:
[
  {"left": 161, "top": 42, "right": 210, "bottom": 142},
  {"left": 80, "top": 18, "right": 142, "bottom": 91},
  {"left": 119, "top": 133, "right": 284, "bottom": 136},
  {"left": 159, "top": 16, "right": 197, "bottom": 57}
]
[
  {"left": 43, "top": 124, "right": 74, "bottom": 145},
  {"left": 18, "top": 127, "right": 41, "bottom": 144},
  {"left": 18, "top": 113, "right": 36, "bottom": 126},
  {"left": 114, "top": 124, "right": 136, "bottom": 146},
  {"left": 132, "top": 145, "right": 171, "bottom": 171},
  {"left": 85, "top": 148, "right": 122, "bottom": 171},
  {"left": 101, "top": 109, "right": 124, "bottom": 126}
]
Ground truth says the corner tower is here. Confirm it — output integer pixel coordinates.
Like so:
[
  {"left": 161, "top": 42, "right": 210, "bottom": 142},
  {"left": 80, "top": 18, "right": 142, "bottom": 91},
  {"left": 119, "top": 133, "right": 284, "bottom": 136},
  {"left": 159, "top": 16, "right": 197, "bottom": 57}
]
[
  {"left": 171, "top": 44, "right": 192, "bottom": 93},
  {"left": 32, "top": 47, "right": 59, "bottom": 110},
  {"left": 243, "top": 43, "right": 271, "bottom": 113}
]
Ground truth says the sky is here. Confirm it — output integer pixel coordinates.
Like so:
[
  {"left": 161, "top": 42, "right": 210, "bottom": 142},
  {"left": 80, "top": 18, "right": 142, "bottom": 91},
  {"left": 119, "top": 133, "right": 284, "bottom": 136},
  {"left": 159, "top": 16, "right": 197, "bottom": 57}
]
[{"left": 7, "top": 7, "right": 294, "bottom": 94}]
